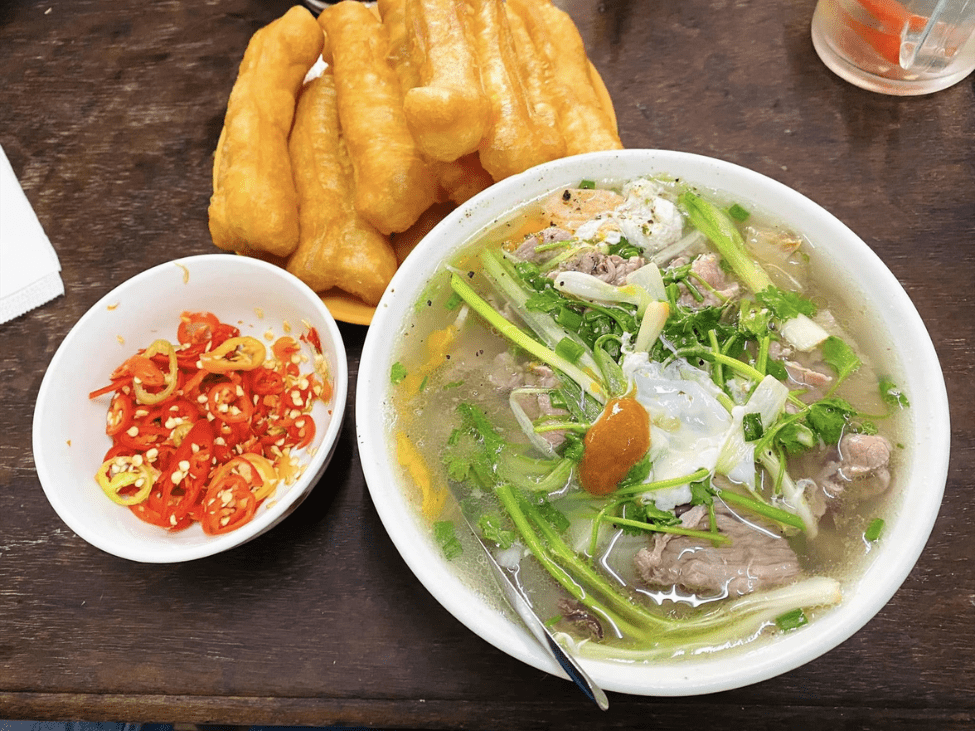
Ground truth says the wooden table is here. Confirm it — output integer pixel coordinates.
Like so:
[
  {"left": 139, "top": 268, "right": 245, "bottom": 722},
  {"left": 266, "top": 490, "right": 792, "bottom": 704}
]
[{"left": 2, "top": 0, "right": 973, "bottom": 727}]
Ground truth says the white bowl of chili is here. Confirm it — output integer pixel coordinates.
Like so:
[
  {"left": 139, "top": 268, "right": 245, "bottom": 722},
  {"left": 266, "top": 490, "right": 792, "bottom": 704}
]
[{"left": 33, "top": 254, "right": 348, "bottom": 563}]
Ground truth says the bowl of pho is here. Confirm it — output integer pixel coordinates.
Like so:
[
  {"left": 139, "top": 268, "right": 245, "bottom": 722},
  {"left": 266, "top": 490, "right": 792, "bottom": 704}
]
[{"left": 356, "top": 149, "right": 949, "bottom": 696}]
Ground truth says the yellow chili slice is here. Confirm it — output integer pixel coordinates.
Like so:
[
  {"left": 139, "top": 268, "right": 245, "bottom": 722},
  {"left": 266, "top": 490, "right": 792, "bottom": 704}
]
[
  {"left": 200, "top": 336, "right": 267, "bottom": 373},
  {"left": 133, "top": 339, "right": 178, "bottom": 405},
  {"left": 95, "top": 458, "right": 154, "bottom": 506}
]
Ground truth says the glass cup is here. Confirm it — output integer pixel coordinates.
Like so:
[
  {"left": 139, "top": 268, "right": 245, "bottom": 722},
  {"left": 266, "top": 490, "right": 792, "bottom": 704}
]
[{"left": 812, "top": 0, "right": 975, "bottom": 95}]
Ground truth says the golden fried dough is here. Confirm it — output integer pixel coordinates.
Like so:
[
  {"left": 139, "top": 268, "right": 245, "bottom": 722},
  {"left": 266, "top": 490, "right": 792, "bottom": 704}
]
[
  {"left": 403, "top": 0, "right": 490, "bottom": 162},
  {"left": 380, "top": 0, "right": 493, "bottom": 203},
  {"left": 286, "top": 72, "right": 398, "bottom": 307},
  {"left": 378, "top": 0, "right": 422, "bottom": 94},
  {"left": 321, "top": 2, "right": 438, "bottom": 235},
  {"left": 467, "top": 0, "right": 565, "bottom": 180},
  {"left": 507, "top": 0, "right": 622, "bottom": 156},
  {"left": 209, "top": 6, "right": 323, "bottom": 258}
]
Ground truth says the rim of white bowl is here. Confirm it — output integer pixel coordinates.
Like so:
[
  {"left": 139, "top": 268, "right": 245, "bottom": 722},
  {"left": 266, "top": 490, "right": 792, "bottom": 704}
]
[
  {"left": 357, "top": 150, "right": 950, "bottom": 696},
  {"left": 33, "top": 254, "right": 348, "bottom": 563}
]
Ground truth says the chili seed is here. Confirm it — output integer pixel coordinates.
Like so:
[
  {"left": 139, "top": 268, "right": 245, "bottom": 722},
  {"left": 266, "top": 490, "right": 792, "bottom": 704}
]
[{"left": 126, "top": 426, "right": 139, "bottom": 437}]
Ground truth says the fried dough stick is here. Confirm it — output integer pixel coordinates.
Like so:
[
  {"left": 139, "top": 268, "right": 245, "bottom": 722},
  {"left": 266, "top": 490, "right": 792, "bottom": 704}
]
[
  {"left": 321, "top": 1, "right": 438, "bottom": 235},
  {"left": 286, "top": 71, "right": 397, "bottom": 307},
  {"left": 467, "top": 0, "right": 564, "bottom": 180},
  {"left": 507, "top": 0, "right": 622, "bottom": 156},
  {"left": 403, "top": 0, "right": 490, "bottom": 162},
  {"left": 379, "top": 0, "right": 494, "bottom": 203},
  {"left": 209, "top": 6, "right": 323, "bottom": 257}
]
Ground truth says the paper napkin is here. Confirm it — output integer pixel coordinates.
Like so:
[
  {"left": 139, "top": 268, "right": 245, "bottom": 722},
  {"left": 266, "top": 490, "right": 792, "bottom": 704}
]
[{"left": 0, "top": 145, "right": 64, "bottom": 324}]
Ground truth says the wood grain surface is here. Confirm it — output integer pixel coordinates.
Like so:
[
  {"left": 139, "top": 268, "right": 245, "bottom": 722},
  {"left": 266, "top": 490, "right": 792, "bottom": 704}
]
[{"left": 1, "top": 0, "right": 973, "bottom": 728}]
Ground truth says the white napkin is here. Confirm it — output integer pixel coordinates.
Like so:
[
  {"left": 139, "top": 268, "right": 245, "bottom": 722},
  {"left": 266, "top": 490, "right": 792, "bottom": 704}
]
[{"left": 0, "top": 145, "right": 64, "bottom": 324}]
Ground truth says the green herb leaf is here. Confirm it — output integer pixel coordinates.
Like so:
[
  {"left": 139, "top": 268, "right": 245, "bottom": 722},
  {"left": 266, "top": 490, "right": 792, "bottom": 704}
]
[
  {"left": 766, "top": 358, "right": 788, "bottom": 381},
  {"left": 879, "top": 377, "right": 910, "bottom": 408},
  {"left": 434, "top": 521, "right": 463, "bottom": 560},
  {"left": 561, "top": 431, "right": 585, "bottom": 462},
  {"left": 390, "top": 362, "right": 408, "bottom": 385},
  {"left": 738, "top": 300, "right": 773, "bottom": 339},
  {"left": 444, "top": 455, "right": 471, "bottom": 482},
  {"left": 607, "top": 236, "right": 642, "bottom": 259},
  {"left": 775, "top": 421, "right": 816, "bottom": 455},
  {"left": 821, "top": 335, "right": 861, "bottom": 383},
  {"left": 617, "top": 453, "right": 652, "bottom": 490},
  {"left": 478, "top": 513, "right": 515, "bottom": 549},
  {"left": 774, "top": 608, "right": 808, "bottom": 631},
  {"left": 578, "top": 179, "right": 596, "bottom": 190},
  {"left": 535, "top": 498, "right": 571, "bottom": 533},
  {"left": 806, "top": 397, "right": 857, "bottom": 444},
  {"left": 756, "top": 286, "right": 818, "bottom": 321}
]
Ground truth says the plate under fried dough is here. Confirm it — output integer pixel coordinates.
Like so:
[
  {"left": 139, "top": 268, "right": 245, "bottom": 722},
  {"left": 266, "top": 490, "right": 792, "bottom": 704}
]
[
  {"left": 286, "top": 72, "right": 398, "bottom": 307},
  {"left": 208, "top": 6, "right": 323, "bottom": 258}
]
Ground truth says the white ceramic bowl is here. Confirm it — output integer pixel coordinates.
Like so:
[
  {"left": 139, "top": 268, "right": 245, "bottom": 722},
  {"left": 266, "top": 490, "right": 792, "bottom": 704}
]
[
  {"left": 33, "top": 254, "right": 348, "bottom": 563},
  {"left": 356, "top": 150, "right": 950, "bottom": 696}
]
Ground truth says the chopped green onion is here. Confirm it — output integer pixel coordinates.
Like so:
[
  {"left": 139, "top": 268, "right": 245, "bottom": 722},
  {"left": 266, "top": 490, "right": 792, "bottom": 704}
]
[
  {"left": 556, "top": 306, "right": 583, "bottom": 330},
  {"left": 775, "top": 608, "right": 808, "bottom": 631},
  {"left": 555, "top": 337, "right": 586, "bottom": 363},
  {"left": 445, "top": 291, "right": 464, "bottom": 310},
  {"left": 390, "top": 362, "right": 408, "bottom": 385},
  {"left": 434, "top": 521, "right": 463, "bottom": 560},
  {"left": 864, "top": 518, "right": 885, "bottom": 542},
  {"left": 728, "top": 203, "right": 751, "bottom": 222},
  {"left": 578, "top": 179, "right": 596, "bottom": 189},
  {"left": 743, "top": 412, "right": 764, "bottom": 441}
]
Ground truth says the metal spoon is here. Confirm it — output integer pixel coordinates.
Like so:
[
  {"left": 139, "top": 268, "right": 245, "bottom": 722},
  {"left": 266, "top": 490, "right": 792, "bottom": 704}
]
[{"left": 462, "top": 515, "right": 610, "bottom": 711}]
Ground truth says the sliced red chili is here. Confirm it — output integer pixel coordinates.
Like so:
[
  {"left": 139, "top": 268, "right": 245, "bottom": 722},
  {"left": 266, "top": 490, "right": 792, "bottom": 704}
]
[
  {"left": 105, "top": 393, "right": 135, "bottom": 437},
  {"left": 177, "top": 311, "right": 220, "bottom": 346}
]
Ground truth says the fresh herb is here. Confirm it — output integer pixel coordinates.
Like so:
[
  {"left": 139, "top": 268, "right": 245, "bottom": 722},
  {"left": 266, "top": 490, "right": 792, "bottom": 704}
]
[
  {"left": 390, "top": 362, "right": 408, "bottom": 384},
  {"left": 756, "top": 286, "right": 817, "bottom": 321},
  {"left": 434, "top": 521, "right": 463, "bottom": 560},
  {"left": 444, "top": 455, "right": 471, "bottom": 482},
  {"left": 680, "top": 190, "right": 773, "bottom": 294},
  {"left": 561, "top": 431, "right": 585, "bottom": 462},
  {"left": 578, "top": 179, "right": 596, "bottom": 190},
  {"left": 806, "top": 397, "right": 857, "bottom": 444},
  {"left": 478, "top": 513, "right": 515, "bottom": 549},
  {"left": 821, "top": 335, "right": 861, "bottom": 388},
  {"left": 617, "top": 453, "right": 652, "bottom": 490},
  {"left": 879, "top": 377, "right": 910, "bottom": 408},
  {"left": 607, "top": 236, "right": 642, "bottom": 259},
  {"left": 775, "top": 420, "right": 817, "bottom": 455}
]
